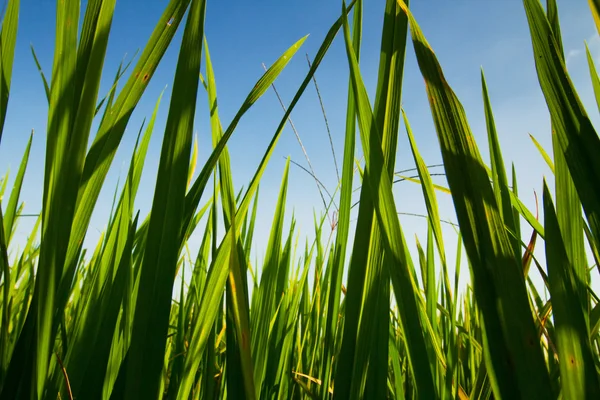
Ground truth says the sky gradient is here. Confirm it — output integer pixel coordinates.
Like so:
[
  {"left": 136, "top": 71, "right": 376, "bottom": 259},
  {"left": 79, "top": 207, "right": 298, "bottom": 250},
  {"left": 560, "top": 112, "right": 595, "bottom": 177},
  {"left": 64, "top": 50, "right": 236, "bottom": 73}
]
[{"left": 1, "top": 0, "right": 599, "bottom": 295}]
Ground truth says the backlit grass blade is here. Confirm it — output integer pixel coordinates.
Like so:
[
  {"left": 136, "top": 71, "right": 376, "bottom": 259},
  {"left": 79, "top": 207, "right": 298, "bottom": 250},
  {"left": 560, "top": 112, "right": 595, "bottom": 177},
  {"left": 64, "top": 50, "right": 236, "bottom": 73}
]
[
  {"left": 180, "top": 32, "right": 309, "bottom": 242},
  {"left": 3, "top": 130, "right": 32, "bottom": 246},
  {"left": 256, "top": 160, "right": 292, "bottom": 398},
  {"left": 0, "top": 0, "right": 20, "bottom": 145},
  {"left": 585, "top": 43, "right": 600, "bottom": 115},
  {"left": 481, "top": 70, "right": 520, "bottom": 262},
  {"left": 201, "top": 36, "right": 254, "bottom": 399},
  {"left": 543, "top": 180, "right": 600, "bottom": 398},
  {"left": 48, "top": 93, "right": 159, "bottom": 399},
  {"left": 319, "top": 0, "right": 361, "bottom": 394},
  {"left": 529, "top": 133, "right": 555, "bottom": 173},
  {"left": 546, "top": 0, "right": 589, "bottom": 318},
  {"left": 66, "top": 0, "right": 193, "bottom": 274},
  {"left": 176, "top": 11, "right": 337, "bottom": 397},
  {"left": 30, "top": 45, "right": 50, "bottom": 103},
  {"left": 588, "top": 0, "right": 600, "bottom": 36},
  {"left": 403, "top": 109, "right": 446, "bottom": 267},
  {"left": 341, "top": 2, "right": 437, "bottom": 398},
  {"left": 7, "top": 1, "right": 82, "bottom": 397},
  {"left": 523, "top": 0, "right": 600, "bottom": 257},
  {"left": 397, "top": 0, "right": 553, "bottom": 397},
  {"left": 359, "top": 1, "right": 410, "bottom": 396},
  {"left": 121, "top": 1, "right": 206, "bottom": 397}
]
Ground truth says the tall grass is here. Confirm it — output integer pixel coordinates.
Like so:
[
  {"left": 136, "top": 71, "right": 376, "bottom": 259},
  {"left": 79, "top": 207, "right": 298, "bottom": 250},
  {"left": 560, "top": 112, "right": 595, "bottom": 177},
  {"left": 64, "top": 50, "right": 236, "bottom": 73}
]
[{"left": 0, "top": 0, "right": 600, "bottom": 398}]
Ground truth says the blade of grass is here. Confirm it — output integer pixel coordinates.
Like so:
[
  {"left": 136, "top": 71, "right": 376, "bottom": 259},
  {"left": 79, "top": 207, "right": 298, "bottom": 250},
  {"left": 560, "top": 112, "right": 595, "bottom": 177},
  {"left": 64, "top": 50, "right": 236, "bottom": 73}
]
[
  {"left": 543, "top": 180, "right": 600, "bottom": 398},
  {"left": 2, "top": 130, "right": 32, "bottom": 246},
  {"left": 546, "top": 0, "right": 589, "bottom": 320},
  {"left": 481, "top": 70, "right": 520, "bottom": 262},
  {"left": 397, "top": 0, "right": 553, "bottom": 397},
  {"left": 0, "top": 0, "right": 20, "bottom": 145},
  {"left": 320, "top": 0, "right": 361, "bottom": 396},
  {"left": 121, "top": 1, "right": 206, "bottom": 397},
  {"left": 524, "top": 0, "right": 600, "bottom": 261},
  {"left": 341, "top": 2, "right": 437, "bottom": 398}
]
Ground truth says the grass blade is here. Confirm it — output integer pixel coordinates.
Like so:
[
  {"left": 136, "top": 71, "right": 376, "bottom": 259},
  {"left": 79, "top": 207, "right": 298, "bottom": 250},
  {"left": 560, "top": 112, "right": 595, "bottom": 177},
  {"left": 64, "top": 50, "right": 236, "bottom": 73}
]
[
  {"left": 397, "top": 0, "right": 553, "bottom": 397},
  {"left": 2, "top": 130, "right": 32, "bottom": 246},
  {"left": 341, "top": 2, "right": 436, "bottom": 397},
  {"left": 523, "top": 0, "right": 600, "bottom": 259},
  {"left": 121, "top": 1, "right": 206, "bottom": 397},
  {"left": 543, "top": 180, "right": 600, "bottom": 398},
  {"left": 0, "top": 0, "right": 20, "bottom": 145}
]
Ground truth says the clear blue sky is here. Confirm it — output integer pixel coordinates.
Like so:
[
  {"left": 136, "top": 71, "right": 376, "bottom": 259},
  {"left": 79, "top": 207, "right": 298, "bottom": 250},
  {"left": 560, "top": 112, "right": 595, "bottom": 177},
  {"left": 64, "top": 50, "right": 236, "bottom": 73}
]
[{"left": 1, "top": 0, "right": 599, "bottom": 294}]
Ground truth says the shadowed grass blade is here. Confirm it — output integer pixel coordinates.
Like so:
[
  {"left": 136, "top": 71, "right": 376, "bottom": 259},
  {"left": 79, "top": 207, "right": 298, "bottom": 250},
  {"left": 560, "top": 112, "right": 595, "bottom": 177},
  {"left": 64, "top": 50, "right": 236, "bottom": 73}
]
[
  {"left": 121, "top": 1, "right": 206, "bottom": 398},
  {"left": 546, "top": 0, "right": 589, "bottom": 320},
  {"left": 0, "top": 206, "right": 10, "bottom": 385},
  {"left": 523, "top": 0, "right": 600, "bottom": 258},
  {"left": 481, "top": 70, "right": 520, "bottom": 262},
  {"left": 397, "top": 0, "right": 553, "bottom": 397},
  {"left": 543, "top": 180, "right": 600, "bottom": 398}
]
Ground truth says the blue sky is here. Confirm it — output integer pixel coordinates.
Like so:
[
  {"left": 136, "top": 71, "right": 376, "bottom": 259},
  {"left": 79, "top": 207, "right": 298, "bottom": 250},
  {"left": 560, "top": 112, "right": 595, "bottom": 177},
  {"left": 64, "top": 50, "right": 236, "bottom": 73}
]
[{"left": 1, "top": 0, "right": 599, "bottom": 296}]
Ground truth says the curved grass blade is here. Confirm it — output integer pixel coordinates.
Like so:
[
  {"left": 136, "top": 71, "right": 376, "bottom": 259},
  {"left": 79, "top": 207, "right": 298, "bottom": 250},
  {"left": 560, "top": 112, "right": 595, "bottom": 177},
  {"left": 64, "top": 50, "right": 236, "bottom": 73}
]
[
  {"left": 523, "top": 0, "right": 600, "bottom": 260},
  {"left": 397, "top": 0, "right": 553, "bottom": 397},
  {"left": 30, "top": 45, "right": 50, "bottom": 103}
]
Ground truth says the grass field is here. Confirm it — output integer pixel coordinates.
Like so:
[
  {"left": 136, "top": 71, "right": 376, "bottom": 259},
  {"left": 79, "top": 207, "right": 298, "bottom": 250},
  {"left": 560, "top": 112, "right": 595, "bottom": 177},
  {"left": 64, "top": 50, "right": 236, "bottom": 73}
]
[{"left": 1, "top": 0, "right": 600, "bottom": 398}]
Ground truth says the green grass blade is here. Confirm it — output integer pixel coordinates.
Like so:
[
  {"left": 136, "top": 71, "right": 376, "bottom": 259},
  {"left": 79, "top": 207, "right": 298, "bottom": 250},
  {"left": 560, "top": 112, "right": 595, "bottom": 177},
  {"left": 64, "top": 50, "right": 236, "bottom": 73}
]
[
  {"left": 543, "top": 180, "right": 600, "bottom": 398},
  {"left": 0, "top": 0, "right": 20, "bottom": 145},
  {"left": 3, "top": 130, "right": 32, "bottom": 246},
  {"left": 341, "top": 2, "right": 436, "bottom": 397},
  {"left": 481, "top": 70, "right": 520, "bottom": 262},
  {"left": 30, "top": 44, "right": 50, "bottom": 103},
  {"left": 319, "top": 0, "right": 361, "bottom": 393},
  {"left": 121, "top": 1, "right": 206, "bottom": 397},
  {"left": 403, "top": 109, "right": 446, "bottom": 267},
  {"left": 546, "top": 0, "right": 589, "bottom": 320},
  {"left": 397, "top": 1, "right": 553, "bottom": 397},
  {"left": 255, "top": 159, "right": 291, "bottom": 398},
  {"left": 588, "top": 0, "right": 600, "bottom": 36},
  {"left": 362, "top": 1, "right": 410, "bottom": 395},
  {"left": 523, "top": 0, "right": 600, "bottom": 258},
  {"left": 175, "top": 19, "right": 318, "bottom": 400},
  {"left": 529, "top": 133, "right": 555, "bottom": 173},
  {"left": 585, "top": 42, "right": 600, "bottom": 115},
  {"left": 0, "top": 206, "right": 10, "bottom": 385},
  {"left": 66, "top": 0, "right": 193, "bottom": 274}
]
